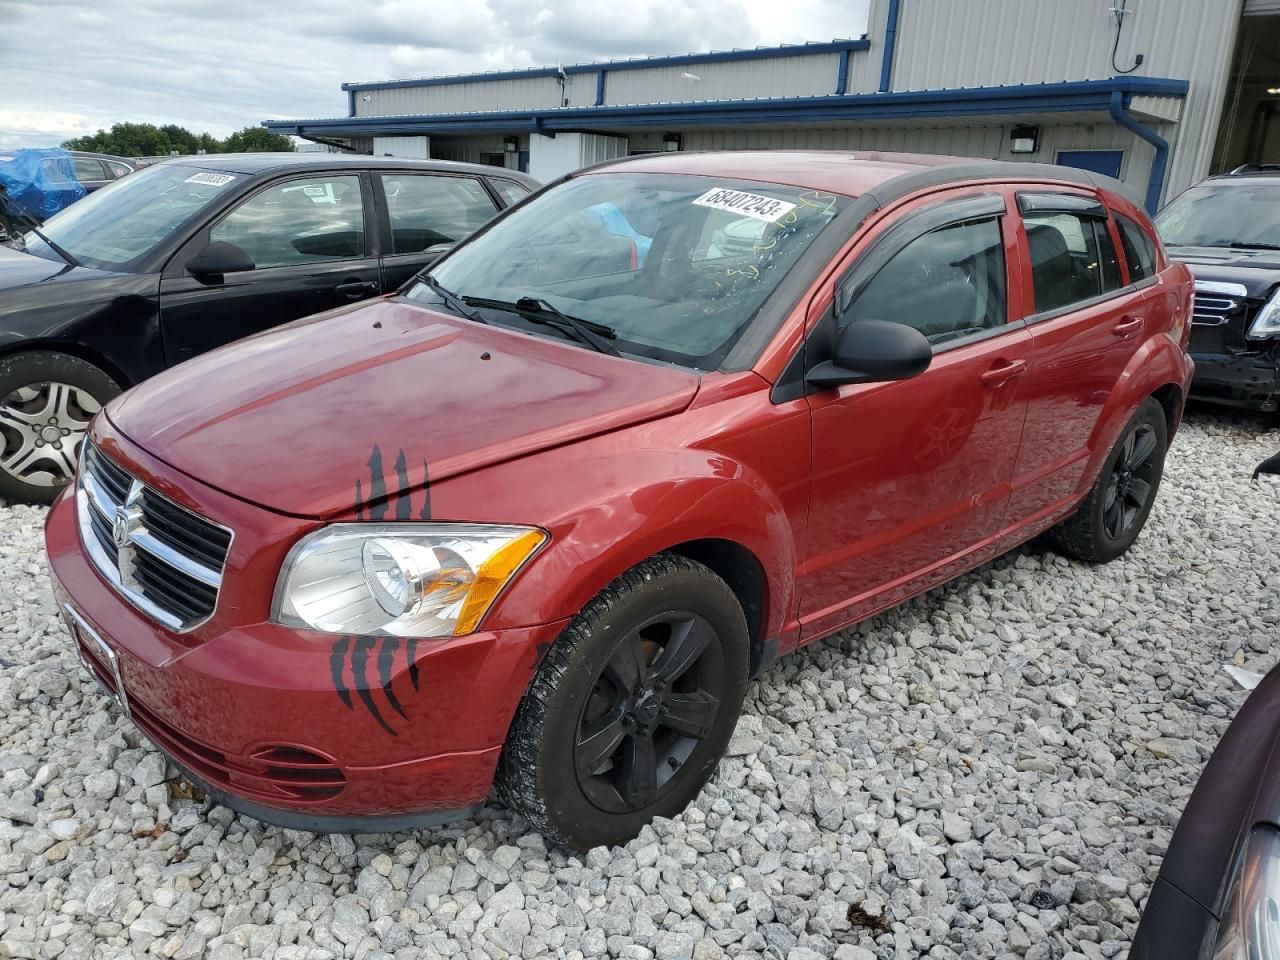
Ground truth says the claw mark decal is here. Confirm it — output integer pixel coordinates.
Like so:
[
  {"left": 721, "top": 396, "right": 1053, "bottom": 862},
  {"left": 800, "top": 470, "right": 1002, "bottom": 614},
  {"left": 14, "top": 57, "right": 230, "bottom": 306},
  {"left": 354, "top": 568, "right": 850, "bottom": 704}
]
[
  {"left": 330, "top": 634, "right": 422, "bottom": 736},
  {"left": 355, "top": 444, "right": 432, "bottom": 521},
  {"left": 330, "top": 636, "right": 354, "bottom": 710},
  {"left": 377, "top": 636, "right": 408, "bottom": 719},
  {"left": 406, "top": 639, "right": 420, "bottom": 690},
  {"left": 338, "top": 446, "right": 434, "bottom": 733}
]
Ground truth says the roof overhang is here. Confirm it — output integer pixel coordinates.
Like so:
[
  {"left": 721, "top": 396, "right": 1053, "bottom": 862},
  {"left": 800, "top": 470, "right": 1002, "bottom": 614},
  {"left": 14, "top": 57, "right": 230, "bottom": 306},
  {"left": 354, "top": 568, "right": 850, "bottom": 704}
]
[{"left": 264, "top": 76, "right": 1189, "bottom": 139}]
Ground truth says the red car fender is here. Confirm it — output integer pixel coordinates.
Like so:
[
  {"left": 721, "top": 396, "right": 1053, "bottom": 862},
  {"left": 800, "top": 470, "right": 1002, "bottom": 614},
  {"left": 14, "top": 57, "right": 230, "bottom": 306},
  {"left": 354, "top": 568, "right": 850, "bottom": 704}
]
[
  {"left": 437, "top": 444, "right": 799, "bottom": 647},
  {"left": 1077, "top": 328, "right": 1192, "bottom": 498}
]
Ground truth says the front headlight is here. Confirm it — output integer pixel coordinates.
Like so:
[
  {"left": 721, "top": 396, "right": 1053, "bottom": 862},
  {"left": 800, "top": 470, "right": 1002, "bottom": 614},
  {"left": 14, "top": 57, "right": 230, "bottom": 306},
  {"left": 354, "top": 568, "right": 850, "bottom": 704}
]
[
  {"left": 1213, "top": 826, "right": 1280, "bottom": 959},
  {"left": 1250, "top": 290, "right": 1280, "bottom": 339},
  {"left": 272, "top": 523, "right": 546, "bottom": 637}
]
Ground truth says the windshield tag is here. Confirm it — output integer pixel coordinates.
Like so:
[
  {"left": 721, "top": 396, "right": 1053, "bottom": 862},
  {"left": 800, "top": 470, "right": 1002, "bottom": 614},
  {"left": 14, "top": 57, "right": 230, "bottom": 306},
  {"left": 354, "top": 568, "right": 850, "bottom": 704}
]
[
  {"left": 184, "top": 172, "right": 236, "bottom": 187},
  {"left": 692, "top": 188, "right": 797, "bottom": 223}
]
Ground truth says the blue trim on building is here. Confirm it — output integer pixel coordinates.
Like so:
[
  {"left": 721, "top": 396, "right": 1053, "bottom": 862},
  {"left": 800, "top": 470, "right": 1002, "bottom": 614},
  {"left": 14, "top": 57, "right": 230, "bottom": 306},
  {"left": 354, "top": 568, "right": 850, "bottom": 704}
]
[
  {"left": 880, "top": 0, "right": 901, "bottom": 93},
  {"left": 1108, "top": 90, "right": 1170, "bottom": 214},
  {"left": 265, "top": 77, "right": 1189, "bottom": 139},
  {"left": 595, "top": 71, "right": 606, "bottom": 107},
  {"left": 339, "top": 39, "right": 872, "bottom": 92},
  {"left": 835, "top": 49, "right": 850, "bottom": 95}
]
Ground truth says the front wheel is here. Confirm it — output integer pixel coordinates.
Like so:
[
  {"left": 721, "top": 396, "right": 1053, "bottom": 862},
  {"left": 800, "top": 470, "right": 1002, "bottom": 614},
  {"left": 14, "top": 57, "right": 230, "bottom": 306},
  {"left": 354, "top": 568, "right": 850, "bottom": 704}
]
[
  {"left": 497, "top": 553, "right": 749, "bottom": 849},
  {"left": 0, "top": 351, "right": 121, "bottom": 505},
  {"left": 1049, "top": 397, "right": 1168, "bottom": 564}
]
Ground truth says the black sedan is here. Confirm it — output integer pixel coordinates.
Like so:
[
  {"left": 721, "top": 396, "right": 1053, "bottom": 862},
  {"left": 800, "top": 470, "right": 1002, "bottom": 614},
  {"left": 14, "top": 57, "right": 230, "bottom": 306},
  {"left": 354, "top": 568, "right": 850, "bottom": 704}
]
[
  {"left": 1131, "top": 650, "right": 1280, "bottom": 957},
  {"left": 0, "top": 153, "right": 536, "bottom": 503}
]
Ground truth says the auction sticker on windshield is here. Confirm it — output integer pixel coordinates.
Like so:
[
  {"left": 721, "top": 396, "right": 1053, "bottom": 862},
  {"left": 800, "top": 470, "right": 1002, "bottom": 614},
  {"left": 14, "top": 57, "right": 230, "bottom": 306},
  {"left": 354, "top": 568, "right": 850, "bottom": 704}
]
[
  {"left": 184, "top": 172, "right": 237, "bottom": 187},
  {"left": 692, "top": 187, "right": 798, "bottom": 223}
]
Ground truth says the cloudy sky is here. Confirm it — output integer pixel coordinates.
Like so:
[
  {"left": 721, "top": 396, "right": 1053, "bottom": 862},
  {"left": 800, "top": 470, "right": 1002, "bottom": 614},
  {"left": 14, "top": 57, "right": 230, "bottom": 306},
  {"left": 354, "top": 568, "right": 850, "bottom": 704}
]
[{"left": 2, "top": 0, "right": 870, "bottom": 150}]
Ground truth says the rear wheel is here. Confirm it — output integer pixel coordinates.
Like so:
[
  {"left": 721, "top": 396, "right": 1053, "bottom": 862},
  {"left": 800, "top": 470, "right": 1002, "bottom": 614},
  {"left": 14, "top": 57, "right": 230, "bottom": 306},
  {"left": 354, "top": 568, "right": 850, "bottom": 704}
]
[
  {"left": 0, "top": 351, "right": 120, "bottom": 504},
  {"left": 1049, "top": 397, "right": 1167, "bottom": 563},
  {"left": 497, "top": 553, "right": 749, "bottom": 849}
]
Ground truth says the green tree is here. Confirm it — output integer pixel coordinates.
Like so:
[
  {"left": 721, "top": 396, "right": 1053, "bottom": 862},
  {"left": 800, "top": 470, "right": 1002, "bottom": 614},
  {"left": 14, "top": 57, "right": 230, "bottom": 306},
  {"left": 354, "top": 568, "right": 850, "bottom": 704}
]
[
  {"left": 62, "top": 122, "right": 294, "bottom": 157},
  {"left": 222, "top": 126, "right": 296, "bottom": 153}
]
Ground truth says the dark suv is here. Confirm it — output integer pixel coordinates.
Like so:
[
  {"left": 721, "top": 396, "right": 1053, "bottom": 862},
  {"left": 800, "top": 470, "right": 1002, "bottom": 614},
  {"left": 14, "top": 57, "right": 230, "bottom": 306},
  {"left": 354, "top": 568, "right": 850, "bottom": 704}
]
[{"left": 1156, "top": 165, "right": 1280, "bottom": 413}]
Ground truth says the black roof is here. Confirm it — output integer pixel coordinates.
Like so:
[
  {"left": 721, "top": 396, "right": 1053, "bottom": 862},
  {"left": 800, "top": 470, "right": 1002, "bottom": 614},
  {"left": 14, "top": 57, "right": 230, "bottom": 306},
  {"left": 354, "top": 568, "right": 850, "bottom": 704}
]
[{"left": 156, "top": 152, "right": 537, "bottom": 184}]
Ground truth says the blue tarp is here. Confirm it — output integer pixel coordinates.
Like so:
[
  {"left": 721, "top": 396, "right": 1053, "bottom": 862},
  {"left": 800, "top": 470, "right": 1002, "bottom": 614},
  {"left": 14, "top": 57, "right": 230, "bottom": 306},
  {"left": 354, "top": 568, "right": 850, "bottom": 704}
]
[{"left": 0, "top": 148, "right": 86, "bottom": 223}]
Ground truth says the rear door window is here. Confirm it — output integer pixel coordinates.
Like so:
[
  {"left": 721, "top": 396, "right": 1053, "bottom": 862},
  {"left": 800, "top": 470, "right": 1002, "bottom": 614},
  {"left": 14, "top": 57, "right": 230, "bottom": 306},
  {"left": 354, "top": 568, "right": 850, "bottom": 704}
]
[
  {"left": 1024, "top": 209, "right": 1123, "bottom": 313},
  {"left": 1116, "top": 214, "right": 1158, "bottom": 281},
  {"left": 379, "top": 174, "right": 497, "bottom": 254},
  {"left": 72, "top": 158, "right": 107, "bottom": 183}
]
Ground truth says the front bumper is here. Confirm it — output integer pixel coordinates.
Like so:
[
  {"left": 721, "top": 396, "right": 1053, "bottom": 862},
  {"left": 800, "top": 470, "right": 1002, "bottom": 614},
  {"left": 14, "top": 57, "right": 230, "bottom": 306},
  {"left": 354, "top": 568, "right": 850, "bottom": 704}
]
[
  {"left": 46, "top": 481, "right": 568, "bottom": 829},
  {"left": 1189, "top": 349, "right": 1280, "bottom": 412}
]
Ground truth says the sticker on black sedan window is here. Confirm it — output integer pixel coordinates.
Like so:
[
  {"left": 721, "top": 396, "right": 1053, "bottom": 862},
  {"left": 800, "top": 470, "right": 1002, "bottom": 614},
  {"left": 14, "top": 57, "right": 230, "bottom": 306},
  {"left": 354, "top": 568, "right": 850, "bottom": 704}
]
[
  {"left": 184, "top": 172, "right": 236, "bottom": 187},
  {"left": 692, "top": 187, "right": 798, "bottom": 223}
]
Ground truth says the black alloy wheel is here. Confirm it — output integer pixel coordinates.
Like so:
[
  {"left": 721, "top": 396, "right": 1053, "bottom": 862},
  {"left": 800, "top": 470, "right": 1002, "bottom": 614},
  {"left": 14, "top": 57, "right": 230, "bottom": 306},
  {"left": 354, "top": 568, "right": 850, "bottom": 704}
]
[
  {"left": 1049, "top": 397, "right": 1168, "bottom": 564},
  {"left": 574, "top": 611, "right": 725, "bottom": 814},
  {"left": 497, "top": 552, "right": 749, "bottom": 849},
  {"left": 1102, "top": 421, "right": 1159, "bottom": 540}
]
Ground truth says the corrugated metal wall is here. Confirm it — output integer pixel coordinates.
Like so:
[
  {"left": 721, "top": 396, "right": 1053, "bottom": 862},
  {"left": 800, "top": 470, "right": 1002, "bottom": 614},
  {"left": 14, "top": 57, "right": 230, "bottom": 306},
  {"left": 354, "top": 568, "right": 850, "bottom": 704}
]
[
  {"left": 868, "top": 0, "right": 1242, "bottom": 197},
  {"left": 1245, "top": 0, "right": 1280, "bottom": 13},
  {"left": 603, "top": 54, "right": 841, "bottom": 105},
  {"left": 356, "top": 74, "right": 584, "bottom": 117},
  {"left": 682, "top": 121, "right": 1152, "bottom": 206}
]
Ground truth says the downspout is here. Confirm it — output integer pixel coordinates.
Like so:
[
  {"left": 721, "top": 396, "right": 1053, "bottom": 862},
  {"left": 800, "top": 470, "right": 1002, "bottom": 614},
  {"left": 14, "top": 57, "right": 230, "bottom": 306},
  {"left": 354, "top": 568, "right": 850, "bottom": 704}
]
[
  {"left": 1109, "top": 89, "right": 1169, "bottom": 215},
  {"left": 879, "top": 0, "right": 901, "bottom": 93}
]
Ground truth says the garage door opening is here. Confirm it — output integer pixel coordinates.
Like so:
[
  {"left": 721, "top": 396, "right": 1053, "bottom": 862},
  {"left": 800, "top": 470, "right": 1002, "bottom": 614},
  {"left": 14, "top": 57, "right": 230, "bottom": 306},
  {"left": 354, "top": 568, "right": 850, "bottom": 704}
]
[{"left": 1212, "top": 11, "right": 1280, "bottom": 172}]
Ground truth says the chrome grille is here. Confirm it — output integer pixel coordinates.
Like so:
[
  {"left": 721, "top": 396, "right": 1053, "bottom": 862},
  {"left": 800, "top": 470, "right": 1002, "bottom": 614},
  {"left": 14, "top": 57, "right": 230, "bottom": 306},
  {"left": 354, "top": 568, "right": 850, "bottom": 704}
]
[
  {"left": 1192, "top": 280, "right": 1248, "bottom": 326},
  {"left": 76, "top": 442, "right": 232, "bottom": 631}
]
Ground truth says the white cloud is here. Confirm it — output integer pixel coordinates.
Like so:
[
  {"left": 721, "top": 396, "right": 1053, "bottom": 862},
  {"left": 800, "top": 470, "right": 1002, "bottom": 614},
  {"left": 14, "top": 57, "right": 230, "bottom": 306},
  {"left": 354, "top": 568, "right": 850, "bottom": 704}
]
[{"left": 1, "top": 0, "right": 870, "bottom": 150}]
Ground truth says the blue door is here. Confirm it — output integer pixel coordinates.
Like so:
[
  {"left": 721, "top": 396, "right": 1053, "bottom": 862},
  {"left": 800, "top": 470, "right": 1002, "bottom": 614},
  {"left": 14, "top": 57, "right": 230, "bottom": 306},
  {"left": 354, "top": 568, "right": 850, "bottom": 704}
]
[{"left": 1056, "top": 150, "right": 1124, "bottom": 179}]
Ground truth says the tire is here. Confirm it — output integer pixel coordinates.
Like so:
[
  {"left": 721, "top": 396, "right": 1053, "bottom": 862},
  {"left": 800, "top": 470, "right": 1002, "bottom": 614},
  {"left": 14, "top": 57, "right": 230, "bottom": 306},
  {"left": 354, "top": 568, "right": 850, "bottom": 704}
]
[
  {"left": 1049, "top": 397, "right": 1168, "bottom": 564},
  {"left": 0, "top": 351, "right": 121, "bottom": 505},
  {"left": 497, "top": 552, "right": 750, "bottom": 849}
]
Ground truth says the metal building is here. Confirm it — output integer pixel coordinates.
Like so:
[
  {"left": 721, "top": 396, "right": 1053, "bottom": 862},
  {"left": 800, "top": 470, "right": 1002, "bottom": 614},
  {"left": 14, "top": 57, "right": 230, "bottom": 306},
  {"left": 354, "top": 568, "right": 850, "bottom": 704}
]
[{"left": 263, "top": 0, "right": 1280, "bottom": 212}]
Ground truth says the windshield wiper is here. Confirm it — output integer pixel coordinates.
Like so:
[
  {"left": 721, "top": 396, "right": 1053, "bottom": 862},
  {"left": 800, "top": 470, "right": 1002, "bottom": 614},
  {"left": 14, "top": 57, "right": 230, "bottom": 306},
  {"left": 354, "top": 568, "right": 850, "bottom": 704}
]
[
  {"left": 1230, "top": 241, "right": 1280, "bottom": 251},
  {"left": 421, "top": 274, "right": 484, "bottom": 323},
  {"left": 1, "top": 200, "right": 79, "bottom": 266},
  {"left": 462, "top": 295, "right": 621, "bottom": 356}
]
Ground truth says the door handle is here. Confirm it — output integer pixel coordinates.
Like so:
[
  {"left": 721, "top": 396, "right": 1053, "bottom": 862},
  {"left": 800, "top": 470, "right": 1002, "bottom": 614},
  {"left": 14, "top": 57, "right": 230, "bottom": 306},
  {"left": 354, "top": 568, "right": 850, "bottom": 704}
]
[
  {"left": 979, "top": 359, "right": 1028, "bottom": 387},
  {"left": 1112, "top": 316, "right": 1144, "bottom": 337},
  {"left": 335, "top": 279, "right": 378, "bottom": 298}
]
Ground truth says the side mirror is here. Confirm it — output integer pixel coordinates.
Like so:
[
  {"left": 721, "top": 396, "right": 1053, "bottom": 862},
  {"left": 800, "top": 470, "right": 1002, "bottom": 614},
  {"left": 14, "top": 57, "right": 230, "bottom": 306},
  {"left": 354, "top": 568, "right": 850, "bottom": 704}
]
[
  {"left": 187, "top": 241, "right": 255, "bottom": 279},
  {"left": 806, "top": 319, "right": 932, "bottom": 389}
]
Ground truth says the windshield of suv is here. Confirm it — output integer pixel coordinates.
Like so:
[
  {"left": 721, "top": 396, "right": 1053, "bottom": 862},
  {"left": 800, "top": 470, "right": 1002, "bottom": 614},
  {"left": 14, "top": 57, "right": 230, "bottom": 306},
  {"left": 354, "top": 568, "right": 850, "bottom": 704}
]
[
  {"left": 20, "top": 163, "right": 242, "bottom": 271},
  {"left": 408, "top": 172, "right": 849, "bottom": 369},
  {"left": 1156, "top": 181, "right": 1280, "bottom": 248}
]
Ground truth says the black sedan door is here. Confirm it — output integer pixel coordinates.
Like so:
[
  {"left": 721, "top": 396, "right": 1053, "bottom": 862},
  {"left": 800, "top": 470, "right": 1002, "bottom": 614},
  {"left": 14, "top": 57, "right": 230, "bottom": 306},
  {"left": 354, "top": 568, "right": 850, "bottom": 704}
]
[
  {"left": 374, "top": 172, "right": 500, "bottom": 292},
  {"left": 157, "top": 172, "right": 381, "bottom": 364}
]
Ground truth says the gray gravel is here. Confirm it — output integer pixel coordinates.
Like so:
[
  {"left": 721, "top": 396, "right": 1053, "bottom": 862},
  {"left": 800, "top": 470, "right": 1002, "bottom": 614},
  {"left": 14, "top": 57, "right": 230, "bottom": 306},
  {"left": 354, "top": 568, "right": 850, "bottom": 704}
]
[{"left": 1, "top": 406, "right": 1278, "bottom": 960}]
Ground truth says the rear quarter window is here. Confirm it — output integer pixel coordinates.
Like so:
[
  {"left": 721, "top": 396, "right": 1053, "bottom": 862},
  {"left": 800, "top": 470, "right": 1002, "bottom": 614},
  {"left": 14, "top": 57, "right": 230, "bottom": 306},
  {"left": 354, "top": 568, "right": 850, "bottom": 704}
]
[{"left": 1116, "top": 214, "right": 1158, "bottom": 282}]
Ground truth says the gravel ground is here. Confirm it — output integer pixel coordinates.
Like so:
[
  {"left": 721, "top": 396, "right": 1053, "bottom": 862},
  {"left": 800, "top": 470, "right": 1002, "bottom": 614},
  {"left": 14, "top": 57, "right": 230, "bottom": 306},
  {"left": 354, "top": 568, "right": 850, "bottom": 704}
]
[{"left": 1, "top": 405, "right": 1277, "bottom": 960}]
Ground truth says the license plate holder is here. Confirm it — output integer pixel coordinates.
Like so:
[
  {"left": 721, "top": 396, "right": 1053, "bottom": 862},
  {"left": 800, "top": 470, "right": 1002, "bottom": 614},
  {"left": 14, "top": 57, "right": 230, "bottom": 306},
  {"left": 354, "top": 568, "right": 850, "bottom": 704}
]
[{"left": 62, "top": 602, "right": 131, "bottom": 719}]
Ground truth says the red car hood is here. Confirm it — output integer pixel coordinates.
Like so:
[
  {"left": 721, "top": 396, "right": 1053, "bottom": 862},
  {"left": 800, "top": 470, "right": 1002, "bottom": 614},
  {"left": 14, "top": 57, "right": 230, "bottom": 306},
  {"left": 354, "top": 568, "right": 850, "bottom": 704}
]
[{"left": 107, "top": 299, "right": 699, "bottom": 517}]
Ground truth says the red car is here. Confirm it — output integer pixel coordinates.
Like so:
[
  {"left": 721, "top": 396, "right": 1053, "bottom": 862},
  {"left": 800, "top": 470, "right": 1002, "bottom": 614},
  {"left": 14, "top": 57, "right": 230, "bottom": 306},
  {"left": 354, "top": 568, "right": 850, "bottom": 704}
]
[{"left": 45, "top": 151, "right": 1194, "bottom": 848}]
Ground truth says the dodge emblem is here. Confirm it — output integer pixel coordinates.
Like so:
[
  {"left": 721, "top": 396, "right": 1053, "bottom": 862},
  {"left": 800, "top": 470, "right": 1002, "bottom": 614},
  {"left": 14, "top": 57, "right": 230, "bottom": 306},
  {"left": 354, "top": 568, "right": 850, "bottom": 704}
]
[{"left": 111, "top": 508, "right": 130, "bottom": 548}]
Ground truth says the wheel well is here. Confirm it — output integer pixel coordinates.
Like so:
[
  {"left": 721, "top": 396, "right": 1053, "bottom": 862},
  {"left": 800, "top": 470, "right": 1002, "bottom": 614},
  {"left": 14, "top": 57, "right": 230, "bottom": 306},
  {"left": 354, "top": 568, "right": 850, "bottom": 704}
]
[
  {"left": 1151, "top": 382, "right": 1183, "bottom": 438},
  {"left": 667, "top": 538, "right": 770, "bottom": 675},
  {"left": 0, "top": 340, "right": 133, "bottom": 390}
]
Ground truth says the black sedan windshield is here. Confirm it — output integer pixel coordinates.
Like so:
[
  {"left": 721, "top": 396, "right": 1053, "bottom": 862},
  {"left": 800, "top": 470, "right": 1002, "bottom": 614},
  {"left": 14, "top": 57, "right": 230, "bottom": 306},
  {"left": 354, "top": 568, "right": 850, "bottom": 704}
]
[
  {"left": 22, "top": 164, "right": 242, "bottom": 271},
  {"left": 1156, "top": 182, "right": 1280, "bottom": 248},
  {"left": 409, "top": 172, "right": 848, "bottom": 369}
]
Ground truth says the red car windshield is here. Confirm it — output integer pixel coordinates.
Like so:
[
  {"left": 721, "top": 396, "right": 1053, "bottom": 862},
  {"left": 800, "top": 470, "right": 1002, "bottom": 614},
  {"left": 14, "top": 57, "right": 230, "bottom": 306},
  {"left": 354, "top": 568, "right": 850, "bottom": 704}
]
[{"left": 412, "top": 172, "right": 849, "bottom": 370}]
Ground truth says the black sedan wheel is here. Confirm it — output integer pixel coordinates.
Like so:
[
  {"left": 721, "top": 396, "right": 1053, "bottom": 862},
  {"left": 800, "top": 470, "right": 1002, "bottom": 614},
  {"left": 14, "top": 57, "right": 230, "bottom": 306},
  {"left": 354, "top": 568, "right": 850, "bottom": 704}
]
[
  {"left": 1050, "top": 397, "right": 1168, "bottom": 563},
  {"left": 498, "top": 553, "right": 749, "bottom": 848},
  {"left": 0, "top": 351, "right": 120, "bottom": 504}
]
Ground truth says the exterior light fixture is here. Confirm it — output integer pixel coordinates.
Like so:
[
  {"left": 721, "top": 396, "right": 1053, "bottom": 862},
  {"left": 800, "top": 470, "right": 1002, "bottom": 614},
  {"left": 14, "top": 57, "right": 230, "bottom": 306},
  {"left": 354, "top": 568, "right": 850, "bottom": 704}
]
[{"left": 1009, "top": 125, "right": 1040, "bottom": 154}]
